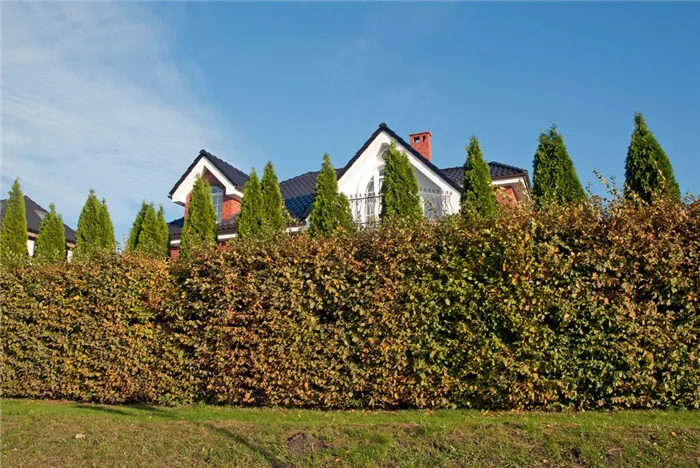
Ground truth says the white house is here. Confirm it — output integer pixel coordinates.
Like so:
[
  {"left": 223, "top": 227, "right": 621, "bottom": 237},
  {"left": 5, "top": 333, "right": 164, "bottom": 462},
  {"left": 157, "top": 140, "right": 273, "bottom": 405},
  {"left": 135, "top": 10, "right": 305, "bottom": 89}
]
[{"left": 166, "top": 123, "right": 530, "bottom": 258}]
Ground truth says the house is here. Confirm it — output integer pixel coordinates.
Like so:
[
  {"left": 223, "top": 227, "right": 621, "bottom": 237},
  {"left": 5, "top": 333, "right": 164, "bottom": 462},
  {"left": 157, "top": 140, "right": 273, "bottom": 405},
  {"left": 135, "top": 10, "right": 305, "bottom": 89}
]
[
  {"left": 167, "top": 123, "right": 531, "bottom": 258},
  {"left": 0, "top": 195, "right": 76, "bottom": 256}
]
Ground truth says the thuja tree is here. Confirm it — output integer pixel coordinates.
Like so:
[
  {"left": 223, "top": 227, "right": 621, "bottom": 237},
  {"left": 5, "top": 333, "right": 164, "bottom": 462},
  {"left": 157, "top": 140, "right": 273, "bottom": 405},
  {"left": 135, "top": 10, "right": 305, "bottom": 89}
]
[
  {"left": 381, "top": 142, "right": 422, "bottom": 222},
  {"left": 156, "top": 205, "right": 170, "bottom": 258},
  {"left": 127, "top": 202, "right": 170, "bottom": 258},
  {"left": 624, "top": 112, "right": 680, "bottom": 203},
  {"left": 460, "top": 136, "right": 497, "bottom": 217},
  {"left": 260, "top": 162, "right": 286, "bottom": 237},
  {"left": 0, "top": 178, "right": 28, "bottom": 267},
  {"left": 134, "top": 203, "right": 168, "bottom": 257},
  {"left": 309, "top": 153, "right": 356, "bottom": 237},
  {"left": 100, "top": 198, "right": 116, "bottom": 252},
  {"left": 179, "top": 175, "right": 217, "bottom": 260},
  {"left": 34, "top": 203, "right": 66, "bottom": 265},
  {"left": 74, "top": 190, "right": 114, "bottom": 259},
  {"left": 532, "top": 124, "right": 586, "bottom": 205},
  {"left": 237, "top": 169, "right": 264, "bottom": 240},
  {"left": 127, "top": 202, "right": 149, "bottom": 252}
]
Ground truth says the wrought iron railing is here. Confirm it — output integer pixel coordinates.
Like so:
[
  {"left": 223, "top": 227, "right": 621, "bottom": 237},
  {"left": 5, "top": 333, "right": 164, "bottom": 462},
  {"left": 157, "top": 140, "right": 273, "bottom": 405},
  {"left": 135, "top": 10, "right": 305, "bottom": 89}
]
[{"left": 347, "top": 188, "right": 454, "bottom": 226}]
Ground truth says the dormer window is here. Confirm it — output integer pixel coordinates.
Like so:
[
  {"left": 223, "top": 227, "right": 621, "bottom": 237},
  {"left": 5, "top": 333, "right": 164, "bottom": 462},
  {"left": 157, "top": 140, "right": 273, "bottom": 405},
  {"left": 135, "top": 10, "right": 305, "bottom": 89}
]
[{"left": 211, "top": 186, "right": 223, "bottom": 223}]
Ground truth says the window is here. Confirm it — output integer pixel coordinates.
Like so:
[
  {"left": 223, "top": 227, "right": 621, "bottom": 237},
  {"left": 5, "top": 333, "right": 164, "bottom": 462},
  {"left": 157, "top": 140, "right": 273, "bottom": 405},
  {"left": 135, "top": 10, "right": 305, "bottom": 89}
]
[{"left": 211, "top": 186, "right": 223, "bottom": 223}]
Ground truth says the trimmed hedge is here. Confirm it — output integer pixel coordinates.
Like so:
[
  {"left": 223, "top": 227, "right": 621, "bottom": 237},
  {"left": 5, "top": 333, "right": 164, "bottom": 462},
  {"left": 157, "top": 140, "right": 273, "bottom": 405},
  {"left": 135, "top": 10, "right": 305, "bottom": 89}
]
[{"left": 2, "top": 197, "right": 698, "bottom": 409}]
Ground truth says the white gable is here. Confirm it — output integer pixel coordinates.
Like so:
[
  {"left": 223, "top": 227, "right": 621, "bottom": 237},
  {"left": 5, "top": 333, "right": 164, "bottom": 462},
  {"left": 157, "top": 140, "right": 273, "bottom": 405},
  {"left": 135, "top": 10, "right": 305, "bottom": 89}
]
[
  {"left": 170, "top": 157, "right": 244, "bottom": 206},
  {"left": 337, "top": 130, "right": 461, "bottom": 216}
]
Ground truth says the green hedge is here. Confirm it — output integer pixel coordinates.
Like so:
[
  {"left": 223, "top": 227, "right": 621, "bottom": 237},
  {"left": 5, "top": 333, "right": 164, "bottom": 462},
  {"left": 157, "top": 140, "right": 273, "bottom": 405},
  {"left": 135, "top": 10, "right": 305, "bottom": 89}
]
[{"left": 2, "top": 197, "right": 698, "bottom": 409}]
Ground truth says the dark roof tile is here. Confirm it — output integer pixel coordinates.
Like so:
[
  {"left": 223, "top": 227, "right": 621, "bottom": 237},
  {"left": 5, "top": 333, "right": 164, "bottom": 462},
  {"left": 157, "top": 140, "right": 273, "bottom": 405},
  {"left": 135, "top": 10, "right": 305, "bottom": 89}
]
[
  {"left": 168, "top": 149, "right": 249, "bottom": 198},
  {"left": 440, "top": 162, "right": 530, "bottom": 189},
  {"left": 0, "top": 195, "right": 77, "bottom": 243}
]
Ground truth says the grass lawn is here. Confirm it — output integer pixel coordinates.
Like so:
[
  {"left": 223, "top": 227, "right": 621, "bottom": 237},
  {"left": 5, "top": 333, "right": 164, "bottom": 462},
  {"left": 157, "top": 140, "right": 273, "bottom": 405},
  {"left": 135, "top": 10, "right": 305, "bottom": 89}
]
[{"left": 1, "top": 399, "right": 699, "bottom": 467}]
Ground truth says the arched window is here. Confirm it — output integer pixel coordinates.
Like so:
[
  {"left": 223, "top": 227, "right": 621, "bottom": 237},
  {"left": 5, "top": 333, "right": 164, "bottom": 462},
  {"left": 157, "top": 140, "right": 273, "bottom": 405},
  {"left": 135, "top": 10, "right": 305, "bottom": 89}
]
[{"left": 211, "top": 186, "right": 223, "bottom": 223}]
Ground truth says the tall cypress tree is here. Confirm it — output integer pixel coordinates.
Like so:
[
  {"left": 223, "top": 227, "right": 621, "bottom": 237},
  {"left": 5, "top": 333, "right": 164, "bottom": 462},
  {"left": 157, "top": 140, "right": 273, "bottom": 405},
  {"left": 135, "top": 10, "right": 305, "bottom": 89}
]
[
  {"left": 460, "top": 136, "right": 497, "bottom": 217},
  {"left": 381, "top": 142, "right": 422, "bottom": 222},
  {"left": 34, "top": 203, "right": 67, "bottom": 265},
  {"left": 532, "top": 124, "right": 586, "bottom": 205},
  {"left": 100, "top": 198, "right": 116, "bottom": 252},
  {"left": 127, "top": 201, "right": 148, "bottom": 252},
  {"left": 0, "top": 178, "right": 28, "bottom": 267},
  {"left": 179, "top": 175, "right": 218, "bottom": 259},
  {"left": 237, "top": 169, "right": 264, "bottom": 240},
  {"left": 135, "top": 203, "right": 162, "bottom": 256},
  {"left": 624, "top": 112, "right": 680, "bottom": 203},
  {"left": 156, "top": 205, "right": 171, "bottom": 258},
  {"left": 309, "top": 153, "right": 356, "bottom": 237},
  {"left": 260, "top": 161, "right": 286, "bottom": 237},
  {"left": 336, "top": 193, "right": 356, "bottom": 233},
  {"left": 74, "top": 190, "right": 105, "bottom": 259}
]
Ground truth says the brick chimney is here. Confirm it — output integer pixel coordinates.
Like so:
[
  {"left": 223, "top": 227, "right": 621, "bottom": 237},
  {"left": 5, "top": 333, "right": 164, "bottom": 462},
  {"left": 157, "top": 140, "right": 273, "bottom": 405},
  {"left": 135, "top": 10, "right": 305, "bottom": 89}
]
[{"left": 409, "top": 131, "right": 432, "bottom": 162}]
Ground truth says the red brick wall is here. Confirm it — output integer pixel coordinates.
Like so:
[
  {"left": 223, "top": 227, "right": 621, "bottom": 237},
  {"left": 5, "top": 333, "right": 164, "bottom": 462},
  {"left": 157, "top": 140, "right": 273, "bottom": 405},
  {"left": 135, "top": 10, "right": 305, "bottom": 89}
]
[
  {"left": 494, "top": 186, "right": 517, "bottom": 206},
  {"left": 170, "top": 247, "right": 179, "bottom": 261},
  {"left": 184, "top": 172, "right": 241, "bottom": 222},
  {"left": 222, "top": 197, "right": 241, "bottom": 220}
]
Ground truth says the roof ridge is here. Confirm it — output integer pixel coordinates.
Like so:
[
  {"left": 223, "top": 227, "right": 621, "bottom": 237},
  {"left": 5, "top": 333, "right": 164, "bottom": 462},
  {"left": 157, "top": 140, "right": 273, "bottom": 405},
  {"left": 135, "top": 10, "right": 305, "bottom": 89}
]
[
  {"left": 488, "top": 161, "right": 529, "bottom": 173},
  {"left": 200, "top": 149, "right": 250, "bottom": 178}
]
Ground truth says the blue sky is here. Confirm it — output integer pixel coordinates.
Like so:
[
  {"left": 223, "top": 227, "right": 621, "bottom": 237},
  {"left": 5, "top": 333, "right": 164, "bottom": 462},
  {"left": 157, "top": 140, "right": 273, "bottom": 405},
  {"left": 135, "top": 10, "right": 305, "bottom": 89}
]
[{"left": 2, "top": 2, "right": 698, "bottom": 240}]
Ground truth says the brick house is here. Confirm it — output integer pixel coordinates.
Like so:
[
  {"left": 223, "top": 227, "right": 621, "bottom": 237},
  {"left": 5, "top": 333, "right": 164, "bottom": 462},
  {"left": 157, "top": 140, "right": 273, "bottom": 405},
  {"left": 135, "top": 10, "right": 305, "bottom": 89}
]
[{"left": 167, "top": 123, "right": 530, "bottom": 258}]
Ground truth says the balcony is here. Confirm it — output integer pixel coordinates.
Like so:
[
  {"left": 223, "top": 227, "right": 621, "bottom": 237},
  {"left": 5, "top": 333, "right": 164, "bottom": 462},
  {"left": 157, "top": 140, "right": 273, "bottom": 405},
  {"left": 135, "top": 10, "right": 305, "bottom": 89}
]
[{"left": 347, "top": 187, "right": 455, "bottom": 226}]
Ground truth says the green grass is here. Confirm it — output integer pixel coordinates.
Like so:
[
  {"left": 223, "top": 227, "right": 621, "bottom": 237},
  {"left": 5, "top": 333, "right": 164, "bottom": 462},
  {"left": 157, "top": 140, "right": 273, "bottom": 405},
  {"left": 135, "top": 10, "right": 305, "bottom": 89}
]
[{"left": 2, "top": 399, "right": 699, "bottom": 467}]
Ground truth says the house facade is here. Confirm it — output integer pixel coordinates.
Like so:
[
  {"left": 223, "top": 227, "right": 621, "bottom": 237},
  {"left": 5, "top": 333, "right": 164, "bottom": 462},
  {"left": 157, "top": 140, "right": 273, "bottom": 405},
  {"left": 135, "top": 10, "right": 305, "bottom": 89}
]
[
  {"left": 167, "top": 123, "right": 530, "bottom": 258},
  {"left": 0, "top": 195, "right": 76, "bottom": 256}
]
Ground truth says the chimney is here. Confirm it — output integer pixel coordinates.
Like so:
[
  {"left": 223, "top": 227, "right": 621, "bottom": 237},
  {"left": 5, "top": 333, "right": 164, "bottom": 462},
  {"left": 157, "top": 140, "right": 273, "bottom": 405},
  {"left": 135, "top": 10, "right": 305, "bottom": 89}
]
[{"left": 409, "top": 131, "right": 432, "bottom": 162}]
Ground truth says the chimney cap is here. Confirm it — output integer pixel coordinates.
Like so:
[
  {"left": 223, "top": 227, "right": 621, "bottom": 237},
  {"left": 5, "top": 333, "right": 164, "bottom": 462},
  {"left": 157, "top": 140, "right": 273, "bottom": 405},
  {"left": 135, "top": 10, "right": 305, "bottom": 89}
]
[{"left": 409, "top": 131, "right": 432, "bottom": 137}]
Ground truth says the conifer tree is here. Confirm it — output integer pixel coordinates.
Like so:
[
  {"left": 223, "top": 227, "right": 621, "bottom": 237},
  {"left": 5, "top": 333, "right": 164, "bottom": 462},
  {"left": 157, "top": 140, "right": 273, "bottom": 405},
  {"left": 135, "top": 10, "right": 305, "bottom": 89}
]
[
  {"left": 0, "top": 178, "right": 28, "bottom": 267},
  {"left": 179, "top": 175, "right": 218, "bottom": 259},
  {"left": 624, "top": 112, "right": 680, "bottom": 203},
  {"left": 74, "top": 190, "right": 106, "bottom": 259},
  {"left": 156, "top": 205, "right": 170, "bottom": 258},
  {"left": 127, "top": 201, "right": 148, "bottom": 252},
  {"left": 532, "top": 124, "right": 586, "bottom": 205},
  {"left": 380, "top": 142, "right": 422, "bottom": 222},
  {"left": 135, "top": 203, "right": 162, "bottom": 256},
  {"left": 34, "top": 203, "right": 67, "bottom": 265},
  {"left": 336, "top": 193, "right": 356, "bottom": 233},
  {"left": 460, "top": 136, "right": 497, "bottom": 217},
  {"left": 260, "top": 161, "right": 286, "bottom": 237},
  {"left": 100, "top": 198, "right": 116, "bottom": 252},
  {"left": 309, "top": 154, "right": 356, "bottom": 237},
  {"left": 237, "top": 169, "right": 265, "bottom": 240}
]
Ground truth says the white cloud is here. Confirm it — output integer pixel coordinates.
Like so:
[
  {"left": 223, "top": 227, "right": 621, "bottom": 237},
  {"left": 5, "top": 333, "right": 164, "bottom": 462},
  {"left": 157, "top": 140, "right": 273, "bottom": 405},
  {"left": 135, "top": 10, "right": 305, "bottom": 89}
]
[{"left": 1, "top": 3, "right": 245, "bottom": 242}]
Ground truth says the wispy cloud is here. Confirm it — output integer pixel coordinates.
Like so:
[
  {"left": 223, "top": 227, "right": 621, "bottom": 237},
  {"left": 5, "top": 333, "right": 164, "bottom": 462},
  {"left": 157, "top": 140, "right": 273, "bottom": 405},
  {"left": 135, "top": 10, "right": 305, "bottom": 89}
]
[{"left": 1, "top": 3, "right": 244, "bottom": 242}]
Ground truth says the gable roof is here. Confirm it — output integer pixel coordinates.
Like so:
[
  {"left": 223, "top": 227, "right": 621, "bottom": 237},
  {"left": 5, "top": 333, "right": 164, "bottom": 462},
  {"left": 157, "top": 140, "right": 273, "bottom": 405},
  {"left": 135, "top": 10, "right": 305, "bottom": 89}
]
[
  {"left": 168, "top": 149, "right": 249, "bottom": 198},
  {"left": 338, "top": 123, "right": 462, "bottom": 192},
  {"left": 279, "top": 169, "right": 343, "bottom": 220},
  {"left": 440, "top": 162, "right": 530, "bottom": 189},
  {"left": 0, "top": 195, "right": 77, "bottom": 244}
]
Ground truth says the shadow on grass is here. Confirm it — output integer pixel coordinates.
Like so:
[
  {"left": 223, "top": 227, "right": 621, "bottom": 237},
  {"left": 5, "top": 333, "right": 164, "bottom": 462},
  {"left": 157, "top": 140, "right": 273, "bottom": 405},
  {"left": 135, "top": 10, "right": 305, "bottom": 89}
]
[
  {"left": 76, "top": 403, "right": 178, "bottom": 420},
  {"left": 76, "top": 403, "right": 286, "bottom": 466},
  {"left": 201, "top": 423, "right": 287, "bottom": 468}
]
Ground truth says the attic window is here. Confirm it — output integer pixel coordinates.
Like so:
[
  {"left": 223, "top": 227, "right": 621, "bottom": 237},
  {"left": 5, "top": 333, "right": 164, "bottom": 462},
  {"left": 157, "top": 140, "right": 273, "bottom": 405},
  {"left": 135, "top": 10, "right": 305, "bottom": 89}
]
[
  {"left": 35, "top": 210, "right": 47, "bottom": 220},
  {"left": 210, "top": 186, "right": 223, "bottom": 223}
]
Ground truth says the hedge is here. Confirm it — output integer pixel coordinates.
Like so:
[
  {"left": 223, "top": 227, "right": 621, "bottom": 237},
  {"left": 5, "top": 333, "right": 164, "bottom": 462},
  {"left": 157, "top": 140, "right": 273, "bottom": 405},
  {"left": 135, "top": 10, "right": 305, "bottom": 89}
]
[{"left": 2, "top": 197, "right": 698, "bottom": 409}]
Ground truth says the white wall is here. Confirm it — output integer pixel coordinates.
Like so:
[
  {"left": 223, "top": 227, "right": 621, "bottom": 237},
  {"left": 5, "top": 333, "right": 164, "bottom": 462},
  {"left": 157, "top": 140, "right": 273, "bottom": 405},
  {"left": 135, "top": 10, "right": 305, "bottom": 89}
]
[
  {"left": 27, "top": 238, "right": 35, "bottom": 256},
  {"left": 337, "top": 130, "right": 460, "bottom": 222}
]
